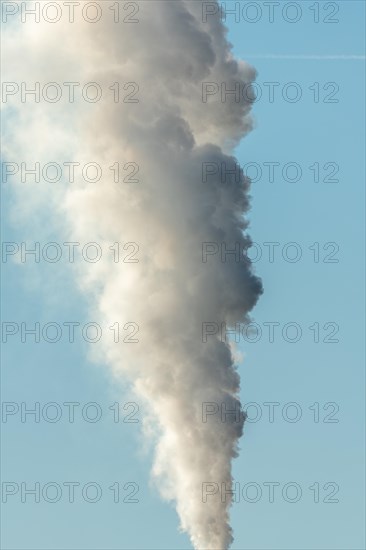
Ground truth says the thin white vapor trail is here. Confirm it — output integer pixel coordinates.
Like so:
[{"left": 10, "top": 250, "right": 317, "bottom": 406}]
[{"left": 242, "top": 54, "right": 366, "bottom": 60}]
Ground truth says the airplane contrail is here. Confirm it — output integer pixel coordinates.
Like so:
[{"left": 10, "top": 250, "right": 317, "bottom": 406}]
[{"left": 242, "top": 54, "right": 366, "bottom": 60}]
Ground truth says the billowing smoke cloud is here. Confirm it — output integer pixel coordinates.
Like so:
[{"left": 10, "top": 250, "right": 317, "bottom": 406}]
[{"left": 2, "top": 1, "right": 262, "bottom": 548}]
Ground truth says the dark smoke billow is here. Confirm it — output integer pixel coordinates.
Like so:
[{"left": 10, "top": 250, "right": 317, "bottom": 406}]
[{"left": 3, "top": 1, "right": 262, "bottom": 548}]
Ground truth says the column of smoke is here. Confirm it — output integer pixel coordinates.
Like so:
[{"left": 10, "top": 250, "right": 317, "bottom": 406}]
[{"left": 3, "top": 1, "right": 262, "bottom": 548}]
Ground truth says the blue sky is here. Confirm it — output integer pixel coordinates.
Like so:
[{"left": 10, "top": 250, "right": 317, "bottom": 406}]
[{"left": 1, "top": 1, "right": 365, "bottom": 549}]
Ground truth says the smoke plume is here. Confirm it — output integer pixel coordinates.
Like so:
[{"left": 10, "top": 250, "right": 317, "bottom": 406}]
[{"left": 2, "top": 1, "right": 262, "bottom": 548}]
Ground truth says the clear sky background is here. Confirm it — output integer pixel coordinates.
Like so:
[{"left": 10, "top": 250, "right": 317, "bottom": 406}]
[{"left": 1, "top": 1, "right": 365, "bottom": 549}]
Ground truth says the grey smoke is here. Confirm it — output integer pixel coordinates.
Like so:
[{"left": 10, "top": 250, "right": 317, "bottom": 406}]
[{"left": 2, "top": 1, "right": 262, "bottom": 548}]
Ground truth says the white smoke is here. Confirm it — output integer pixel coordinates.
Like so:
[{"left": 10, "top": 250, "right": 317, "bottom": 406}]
[{"left": 2, "top": 2, "right": 262, "bottom": 548}]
